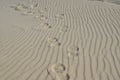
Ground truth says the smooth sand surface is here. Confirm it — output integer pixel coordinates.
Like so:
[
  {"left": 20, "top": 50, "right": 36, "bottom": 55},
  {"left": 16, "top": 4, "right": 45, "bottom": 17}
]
[{"left": 0, "top": 0, "right": 120, "bottom": 80}]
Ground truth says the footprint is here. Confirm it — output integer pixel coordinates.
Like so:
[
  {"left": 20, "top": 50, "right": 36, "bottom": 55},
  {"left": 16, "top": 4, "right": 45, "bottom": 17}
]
[
  {"left": 31, "top": 22, "right": 51, "bottom": 31},
  {"left": 67, "top": 45, "right": 79, "bottom": 57},
  {"left": 40, "top": 23, "right": 52, "bottom": 29},
  {"left": 11, "top": 4, "right": 28, "bottom": 11},
  {"left": 34, "top": 14, "right": 48, "bottom": 22},
  {"left": 29, "top": 0, "right": 38, "bottom": 6},
  {"left": 40, "top": 15, "right": 48, "bottom": 21},
  {"left": 56, "top": 73, "right": 70, "bottom": 80},
  {"left": 59, "top": 25, "right": 69, "bottom": 33},
  {"left": 55, "top": 13, "right": 64, "bottom": 20},
  {"left": 51, "top": 63, "right": 66, "bottom": 74},
  {"left": 30, "top": 3, "right": 38, "bottom": 9},
  {"left": 11, "top": 3, "right": 37, "bottom": 16},
  {"left": 21, "top": 10, "right": 35, "bottom": 15},
  {"left": 47, "top": 37, "right": 61, "bottom": 47},
  {"left": 38, "top": 8, "right": 48, "bottom": 14}
]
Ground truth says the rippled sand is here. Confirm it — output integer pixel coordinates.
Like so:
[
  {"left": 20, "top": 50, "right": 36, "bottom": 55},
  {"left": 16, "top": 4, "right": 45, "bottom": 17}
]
[{"left": 0, "top": 0, "right": 120, "bottom": 80}]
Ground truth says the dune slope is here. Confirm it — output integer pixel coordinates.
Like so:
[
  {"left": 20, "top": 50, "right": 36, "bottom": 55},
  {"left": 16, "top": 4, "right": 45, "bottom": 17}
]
[{"left": 0, "top": 0, "right": 120, "bottom": 80}]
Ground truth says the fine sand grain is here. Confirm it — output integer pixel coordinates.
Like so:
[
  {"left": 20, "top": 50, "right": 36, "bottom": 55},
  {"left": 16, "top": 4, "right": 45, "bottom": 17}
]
[{"left": 0, "top": 0, "right": 120, "bottom": 80}]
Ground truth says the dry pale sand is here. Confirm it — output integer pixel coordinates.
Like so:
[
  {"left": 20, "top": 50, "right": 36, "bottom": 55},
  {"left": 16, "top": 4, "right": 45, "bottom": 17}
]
[{"left": 0, "top": 0, "right": 120, "bottom": 80}]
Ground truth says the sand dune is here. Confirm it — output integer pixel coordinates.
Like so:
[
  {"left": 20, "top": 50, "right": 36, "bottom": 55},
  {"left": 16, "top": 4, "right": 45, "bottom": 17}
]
[{"left": 0, "top": 0, "right": 120, "bottom": 80}]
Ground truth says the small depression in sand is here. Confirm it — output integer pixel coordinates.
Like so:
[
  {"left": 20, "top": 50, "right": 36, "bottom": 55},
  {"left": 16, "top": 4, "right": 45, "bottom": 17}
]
[
  {"left": 55, "top": 13, "right": 65, "bottom": 20},
  {"left": 29, "top": 3, "right": 38, "bottom": 9},
  {"left": 56, "top": 73, "right": 70, "bottom": 80},
  {"left": 47, "top": 37, "right": 61, "bottom": 47},
  {"left": 59, "top": 25, "right": 69, "bottom": 33},
  {"left": 67, "top": 45, "right": 79, "bottom": 57},
  {"left": 11, "top": 3, "right": 28, "bottom": 11},
  {"left": 51, "top": 63, "right": 66, "bottom": 74},
  {"left": 28, "top": 0, "right": 38, "bottom": 7},
  {"left": 11, "top": 2, "right": 38, "bottom": 16},
  {"left": 38, "top": 15, "right": 48, "bottom": 21},
  {"left": 38, "top": 7, "right": 48, "bottom": 14},
  {"left": 21, "top": 10, "right": 35, "bottom": 15},
  {"left": 50, "top": 63, "right": 70, "bottom": 80},
  {"left": 34, "top": 14, "right": 48, "bottom": 23},
  {"left": 31, "top": 22, "right": 51, "bottom": 31}
]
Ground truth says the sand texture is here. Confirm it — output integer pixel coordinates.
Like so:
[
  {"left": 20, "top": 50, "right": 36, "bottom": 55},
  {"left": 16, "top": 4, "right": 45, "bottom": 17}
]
[{"left": 0, "top": 0, "right": 120, "bottom": 80}]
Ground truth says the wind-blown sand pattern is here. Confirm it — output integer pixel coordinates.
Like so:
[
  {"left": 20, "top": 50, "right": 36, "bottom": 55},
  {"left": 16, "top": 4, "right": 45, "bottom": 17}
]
[
  {"left": 0, "top": 0, "right": 120, "bottom": 80},
  {"left": 89, "top": 0, "right": 120, "bottom": 5}
]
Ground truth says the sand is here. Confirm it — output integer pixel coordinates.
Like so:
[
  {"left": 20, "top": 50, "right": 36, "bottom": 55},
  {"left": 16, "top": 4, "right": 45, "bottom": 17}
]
[{"left": 0, "top": 0, "right": 120, "bottom": 80}]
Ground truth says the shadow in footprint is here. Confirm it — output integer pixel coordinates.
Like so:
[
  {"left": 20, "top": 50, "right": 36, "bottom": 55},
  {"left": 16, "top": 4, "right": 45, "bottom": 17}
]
[
  {"left": 67, "top": 45, "right": 79, "bottom": 57},
  {"left": 47, "top": 37, "right": 61, "bottom": 48}
]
